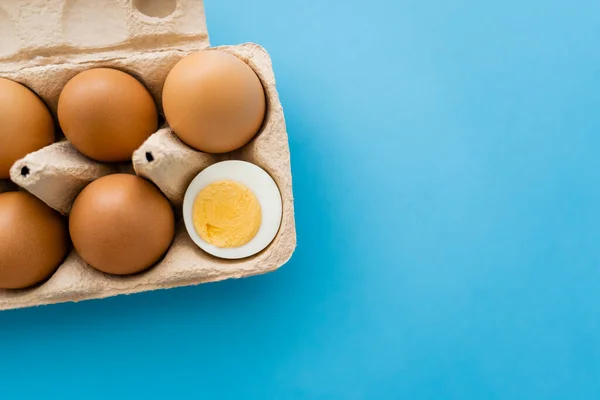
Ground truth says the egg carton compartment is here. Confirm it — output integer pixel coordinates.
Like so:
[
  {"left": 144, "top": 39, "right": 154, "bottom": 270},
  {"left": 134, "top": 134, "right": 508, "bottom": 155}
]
[
  {"left": 10, "top": 141, "right": 121, "bottom": 215},
  {"left": 0, "top": 2, "right": 296, "bottom": 310}
]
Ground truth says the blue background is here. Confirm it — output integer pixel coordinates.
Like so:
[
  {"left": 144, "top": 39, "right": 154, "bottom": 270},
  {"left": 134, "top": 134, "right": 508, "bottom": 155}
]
[{"left": 1, "top": 0, "right": 600, "bottom": 398}]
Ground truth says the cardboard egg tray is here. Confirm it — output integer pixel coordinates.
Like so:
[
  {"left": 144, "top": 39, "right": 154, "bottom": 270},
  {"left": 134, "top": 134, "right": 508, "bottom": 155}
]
[{"left": 0, "top": 0, "right": 296, "bottom": 310}]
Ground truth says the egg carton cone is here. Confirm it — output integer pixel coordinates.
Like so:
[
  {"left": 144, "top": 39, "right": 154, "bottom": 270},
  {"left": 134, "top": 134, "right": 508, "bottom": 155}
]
[{"left": 0, "top": 0, "right": 296, "bottom": 310}]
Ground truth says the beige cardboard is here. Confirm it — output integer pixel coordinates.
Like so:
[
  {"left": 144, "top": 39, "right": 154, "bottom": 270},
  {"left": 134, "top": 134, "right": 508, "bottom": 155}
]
[{"left": 0, "top": 0, "right": 296, "bottom": 310}]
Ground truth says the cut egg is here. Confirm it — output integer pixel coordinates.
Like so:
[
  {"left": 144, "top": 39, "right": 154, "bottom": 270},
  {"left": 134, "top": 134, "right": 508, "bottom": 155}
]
[{"left": 183, "top": 161, "right": 282, "bottom": 259}]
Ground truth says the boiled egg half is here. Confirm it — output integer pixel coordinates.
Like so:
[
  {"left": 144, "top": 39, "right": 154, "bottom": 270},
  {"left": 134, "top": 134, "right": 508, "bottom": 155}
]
[{"left": 183, "top": 161, "right": 282, "bottom": 259}]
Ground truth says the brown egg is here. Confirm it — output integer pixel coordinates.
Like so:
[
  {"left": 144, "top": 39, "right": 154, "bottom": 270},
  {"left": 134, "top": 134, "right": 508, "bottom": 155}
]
[
  {"left": 0, "top": 191, "right": 69, "bottom": 289},
  {"left": 162, "top": 50, "right": 266, "bottom": 154},
  {"left": 0, "top": 78, "right": 55, "bottom": 179},
  {"left": 69, "top": 174, "right": 174, "bottom": 275},
  {"left": 57, "top": 68, "right": 158, "bottom": 162}
]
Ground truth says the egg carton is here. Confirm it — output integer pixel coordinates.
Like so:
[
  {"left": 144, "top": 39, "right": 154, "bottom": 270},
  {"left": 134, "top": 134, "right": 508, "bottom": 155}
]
[{"left": 0, "top": 0, "right": 296, "bottom": 310}]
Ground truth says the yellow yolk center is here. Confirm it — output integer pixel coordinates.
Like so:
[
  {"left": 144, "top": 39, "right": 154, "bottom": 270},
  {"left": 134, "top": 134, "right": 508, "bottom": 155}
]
[{"left": 192, "top": 180, "right": 262, "bottom": 248}]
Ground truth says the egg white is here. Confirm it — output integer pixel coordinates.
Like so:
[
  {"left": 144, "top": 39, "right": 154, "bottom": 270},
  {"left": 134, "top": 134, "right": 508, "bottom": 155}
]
[{"left": 183, "top": 160, "right": 283, "bottom": 259}]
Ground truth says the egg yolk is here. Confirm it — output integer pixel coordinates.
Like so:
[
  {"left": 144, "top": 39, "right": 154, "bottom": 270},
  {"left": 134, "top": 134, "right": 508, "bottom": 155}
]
[{"left": 192, "top": 180, "right": 262, "bottom": 248}]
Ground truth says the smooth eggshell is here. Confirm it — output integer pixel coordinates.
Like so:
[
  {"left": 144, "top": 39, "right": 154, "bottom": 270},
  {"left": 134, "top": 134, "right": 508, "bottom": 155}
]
[
  {"left": 0, "top": 78, "right": 55, "bottom": 179},
  {"left": 69, "top": 174, "right": 175, "bottom": 275},
  {"left": 162, "top": 50, "right": 266, "bottom": 154},
  {"left": 57, "top": 68, "right": 158, "bottom": 162},
  {"left": 0, "top": 191, "right": 70, "bottom": 289}
]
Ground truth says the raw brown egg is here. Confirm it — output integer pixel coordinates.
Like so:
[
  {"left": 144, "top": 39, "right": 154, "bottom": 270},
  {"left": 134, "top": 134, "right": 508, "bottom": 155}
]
[
  {"left": 0, "top": 191, "right": 70, "bottom": 289},
  {"left": 0, "top": 78, "right": 55, "bottom": 179},
  {"left": 162, "top": 50, "right": 266, "bottom": 154},
  {"left": 69, "top": 174, "right": 174, "bottom": 275},
  {"left": 57, "top": 68, "right": 158, "bottom": 162}
]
